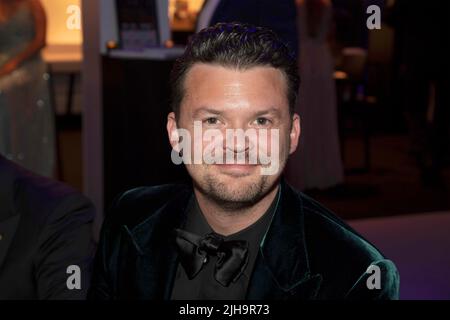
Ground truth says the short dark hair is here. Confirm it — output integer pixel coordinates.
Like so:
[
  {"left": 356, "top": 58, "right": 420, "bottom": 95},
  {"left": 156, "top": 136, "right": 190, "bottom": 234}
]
[{"left": 170, "top": 22, "right": 300, "bottom": 118}]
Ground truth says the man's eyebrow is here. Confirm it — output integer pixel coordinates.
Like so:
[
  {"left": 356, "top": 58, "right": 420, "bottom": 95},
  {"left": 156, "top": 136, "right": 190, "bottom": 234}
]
[
  {"left": 192, "top": 107, "right": 223, "bottom": 118},
  {"left": 252, "top": 107, "right": 282, "bottom": 117},
  {"left": 192, "top": 106, "right": 282, "bottom": 118}
]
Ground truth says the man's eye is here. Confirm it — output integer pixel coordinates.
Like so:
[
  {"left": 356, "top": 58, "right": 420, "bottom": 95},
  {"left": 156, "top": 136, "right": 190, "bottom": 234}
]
[
  {"left": 204, "top": 117, "right": 219, "bottom": 125},
  {"left": 254, "top": 117, "right": 271, "bottom": 126}
]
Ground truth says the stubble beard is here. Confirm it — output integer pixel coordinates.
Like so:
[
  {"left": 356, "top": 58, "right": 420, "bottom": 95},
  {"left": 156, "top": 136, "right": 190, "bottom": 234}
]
[{"left": 197, "top": 173, "right": 271, "bottom": 212}]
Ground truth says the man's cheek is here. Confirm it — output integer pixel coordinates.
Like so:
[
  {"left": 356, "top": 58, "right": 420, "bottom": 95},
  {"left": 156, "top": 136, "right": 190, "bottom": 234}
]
[{"left": 258, "top": 129, "right": 280, "bottom": 176}]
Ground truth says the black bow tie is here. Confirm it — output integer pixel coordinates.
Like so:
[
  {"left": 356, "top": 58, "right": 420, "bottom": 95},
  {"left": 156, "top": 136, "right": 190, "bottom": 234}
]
[{"left": 174, "top": 228, "right": 249, "bottom": 287}]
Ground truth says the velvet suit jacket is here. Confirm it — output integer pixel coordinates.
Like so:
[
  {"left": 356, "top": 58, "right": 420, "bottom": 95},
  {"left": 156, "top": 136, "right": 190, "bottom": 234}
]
[
  {"left": 89, "top": 179, "right": 399, "bottom": 300},
  {"left": 0, "top": 155, "right": 95, "bottom": 299}
]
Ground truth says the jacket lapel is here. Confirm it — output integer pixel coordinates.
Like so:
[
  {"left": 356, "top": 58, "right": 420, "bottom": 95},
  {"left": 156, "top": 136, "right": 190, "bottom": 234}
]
[
  {"left": 246, "top": 180, "right": 322, "bottom": 300},
  {"left": 120, "top": 185, "right": 192, "bottom": 299}
]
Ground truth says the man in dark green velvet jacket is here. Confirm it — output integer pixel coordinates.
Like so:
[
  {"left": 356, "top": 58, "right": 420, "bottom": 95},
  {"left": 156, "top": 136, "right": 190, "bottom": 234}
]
[{"left": 89, "top": 22, "right": 399, "bottom": 300}]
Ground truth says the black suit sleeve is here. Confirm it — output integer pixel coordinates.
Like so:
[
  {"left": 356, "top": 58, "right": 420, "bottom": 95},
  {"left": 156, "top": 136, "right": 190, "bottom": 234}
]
[
  {"left": 87, "top": 220, "right": 114, "bottom": 300},
  {"left": 34, "top": 193, "right": 95, "bottom": 299},
  {"left": 87, "top": 194, "right": 125, "bottom": 300}
]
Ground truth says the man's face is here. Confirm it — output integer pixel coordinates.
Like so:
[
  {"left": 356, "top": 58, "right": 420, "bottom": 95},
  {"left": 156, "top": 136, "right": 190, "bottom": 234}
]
[{"left": 167, "top": 63, "right": 300, "bottom": 207}]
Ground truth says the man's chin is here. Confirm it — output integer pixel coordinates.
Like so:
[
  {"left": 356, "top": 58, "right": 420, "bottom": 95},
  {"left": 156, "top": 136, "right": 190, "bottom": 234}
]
[
  {"left": 208, "top": 188, "right": 261, "bottom": 207},
  {"left": 203, "top": 175, "right": 268, "bottom": 206},
  {"left": 212, "top": 164, "right": 260, "bottom": 178}
]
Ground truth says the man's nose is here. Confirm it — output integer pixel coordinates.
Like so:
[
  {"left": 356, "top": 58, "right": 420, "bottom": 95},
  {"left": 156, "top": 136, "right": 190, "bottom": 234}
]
[
  {"left": 223, "top": 129, "right": 256, "bottom": 154},
  {"left": 231, "top": 136, "right": 248, "bottom": 153}
]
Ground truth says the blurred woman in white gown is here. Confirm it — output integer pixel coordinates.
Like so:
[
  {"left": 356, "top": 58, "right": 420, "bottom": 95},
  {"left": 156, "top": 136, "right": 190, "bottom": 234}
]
[
  {"left": 0, "top": 0, "right": 55, "bottom": 177},
  {"left": 286, "top": 0, "right": 344, "bottom": 190}
]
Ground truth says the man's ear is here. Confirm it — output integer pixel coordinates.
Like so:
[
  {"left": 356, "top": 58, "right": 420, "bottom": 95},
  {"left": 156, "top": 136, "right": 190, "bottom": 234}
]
[
  {"left": 167, "top": 112, "right": 180, "bottom": 152},
  {"left": 289, "top": 113, "right": 301, "bottom": 155}
]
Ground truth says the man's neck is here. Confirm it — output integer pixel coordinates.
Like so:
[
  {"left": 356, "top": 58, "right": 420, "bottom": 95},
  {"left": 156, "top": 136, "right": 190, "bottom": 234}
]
[{"left": 193, "top": 184, "right": 280, "bottom": 236}]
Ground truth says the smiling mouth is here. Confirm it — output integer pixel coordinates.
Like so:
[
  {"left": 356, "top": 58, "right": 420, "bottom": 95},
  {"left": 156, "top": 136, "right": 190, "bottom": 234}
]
[{"left": 214, "top": 164, "right": 258, "bottom": 175}]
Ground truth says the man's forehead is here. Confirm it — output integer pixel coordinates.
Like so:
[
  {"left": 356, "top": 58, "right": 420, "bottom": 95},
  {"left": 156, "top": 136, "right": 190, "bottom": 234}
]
[
  {"left": 182, "top": 63, "right": 288, "bottom": 100},
  {"left": 184, "top": 63, "right": 286, "bottom": 83},
  {"left": 178, "top": 63, "right": 290, "bottom": 119}
]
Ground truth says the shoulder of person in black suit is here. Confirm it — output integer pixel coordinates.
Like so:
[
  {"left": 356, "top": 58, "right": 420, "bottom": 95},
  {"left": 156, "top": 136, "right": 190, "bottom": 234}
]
[
  {"left": 89, "top": 180, "right": 399, "bottom": 300},
  {"left": 0, "top": 155, "right": 96, "bottom": 299}
]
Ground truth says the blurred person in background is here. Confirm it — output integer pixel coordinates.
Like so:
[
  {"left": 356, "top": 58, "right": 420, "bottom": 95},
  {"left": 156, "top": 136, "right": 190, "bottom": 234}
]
[
  {"left": 286, "top": 0, "right": 344, "bottom": 191},
  {"left": 0, "top": 0, "right": 56, "bottom": 177}
]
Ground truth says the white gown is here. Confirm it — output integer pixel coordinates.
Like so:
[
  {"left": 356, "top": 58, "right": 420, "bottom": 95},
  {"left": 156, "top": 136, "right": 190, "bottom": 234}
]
[
  {"left": 285, "top": 1, "right": 344, "bottom": 190},
  {"left": 0, "top": 4, "right": 55, "bottom": 177}
]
